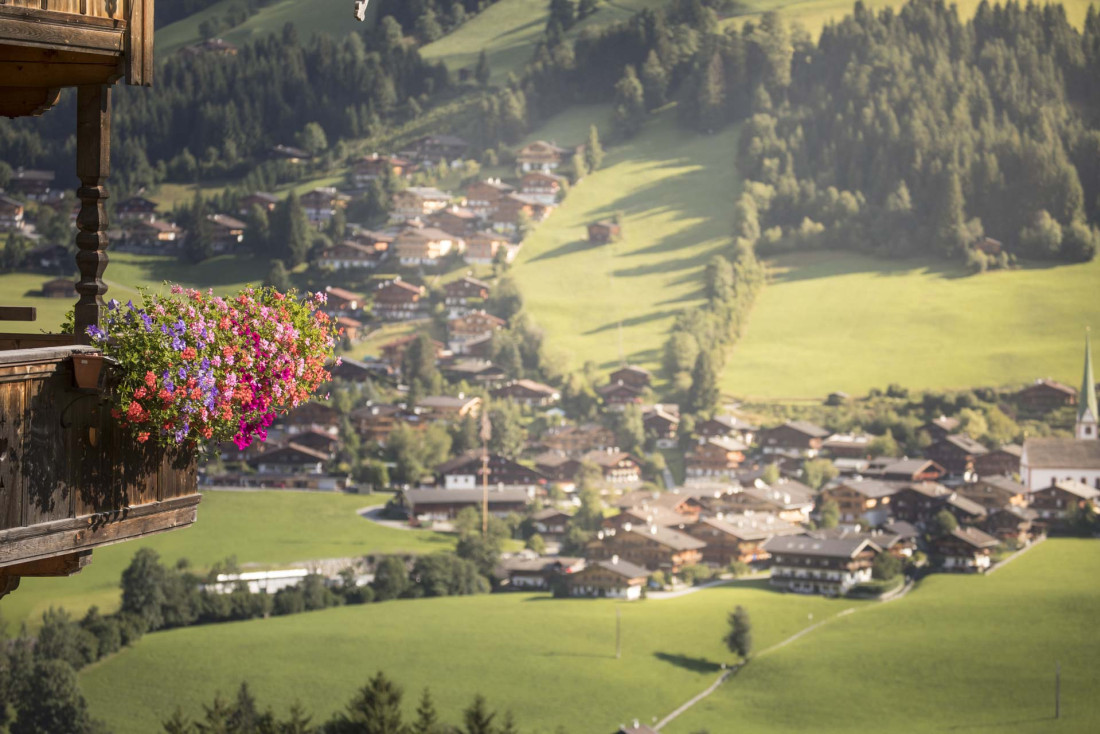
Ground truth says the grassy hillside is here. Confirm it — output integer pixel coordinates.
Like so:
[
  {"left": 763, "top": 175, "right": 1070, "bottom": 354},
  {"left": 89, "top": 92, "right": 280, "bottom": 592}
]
[
  {"left": 511, "top": 108, "right": 740, "bottom": 377},
  {"left": 78, "top": 540, "right": 1099, "bottom": 733},
  {"left": 668, "top": 539, "right": 1100, "bottom": 733},
  {"left": 0, "top": 491, "right": 453, "bottom": 632},
  {"left": 723, "top": 252, "right": 1100, "bottom": 399},
  {"left": 80, "top": 578, "right": 859, "bottom": 733},
  {"left": 156, "top": 0, "right": 358, "bottom": 55}
]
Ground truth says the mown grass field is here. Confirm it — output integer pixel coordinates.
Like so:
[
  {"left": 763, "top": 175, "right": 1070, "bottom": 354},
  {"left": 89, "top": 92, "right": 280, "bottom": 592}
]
[
  {"left": 723, "top": 252, "right": 1100, "bottom": 399},
  {"left": 0, "top": 491, "right": 453, "bottom": 632},
  {"left": 80, "top": 578, "right": 859, "bottom": 733},
  {"left": 156, "top": 0, "right": 358, "bottom": 55},
  {"left": 668, "top": 539, "right": 1100, "bottom": 733},
  {"left": 511, "top": 107, "right": 740, "bottom": 377},
  {"left": 77, "top": 539, "right": 1099, "bottom": 733}
]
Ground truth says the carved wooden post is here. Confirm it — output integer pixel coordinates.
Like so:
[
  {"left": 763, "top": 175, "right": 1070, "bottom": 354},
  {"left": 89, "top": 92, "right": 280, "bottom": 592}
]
[{"left": 74, "top": 84, "right": 111, "bottom": 344}]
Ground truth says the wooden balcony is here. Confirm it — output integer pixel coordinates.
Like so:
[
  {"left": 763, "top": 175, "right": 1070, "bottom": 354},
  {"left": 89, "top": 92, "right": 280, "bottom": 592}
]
[
  {"left": 0, "top": 344, "right": 199, "bottom": 596},
  {"left": 0, "top": 0, "right": 152, "bottom": 117}
]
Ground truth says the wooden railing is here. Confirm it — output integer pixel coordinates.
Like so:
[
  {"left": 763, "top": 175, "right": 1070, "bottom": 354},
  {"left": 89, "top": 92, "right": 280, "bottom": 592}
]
[
  {"left": 0, "top": 0, "right": 129, "bottom": 21},
  {"left": 0, "top": 344, "right": 199, "bottom": 589}
]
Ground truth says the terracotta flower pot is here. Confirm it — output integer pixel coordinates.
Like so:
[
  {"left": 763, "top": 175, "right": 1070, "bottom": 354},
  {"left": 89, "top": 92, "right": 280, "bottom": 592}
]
[{"left": 72, "top": 353, "right": 115, "bottom": 391}]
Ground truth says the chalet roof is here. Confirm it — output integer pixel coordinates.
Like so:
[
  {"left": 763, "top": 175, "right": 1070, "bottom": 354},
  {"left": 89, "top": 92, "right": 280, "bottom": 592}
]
[
  {"left": 451, "top": 311, "right": 505, "bottom": 328},
  {"left": 866, "top": 457, "right": 943, "bottom": 477},
  {"left": 1018, "top": 378, "right": 1076, "bottom": 396},
  {"left": 496, "top": 555, "right": 585, "bottom": 575},
  {"left": 534, "top": 451, "right": 573, "bottom": 468},
  {"left": 946, "top": 526, "right": 1000, "bottom": 549},
  {"left": 417, "top": 395, "right": 479, "bottom": 410},
  {"left": 701, "top": 436, "right": 749, "bottom": 453},
  {"left": 989, "top": 505, "right": 1037, "bottom": 521},
  {"left": 881, "top": 521, "right": 920, "bottom": 539},
  {"left": 443, "top": 359, "right": 504, "bottom": 376},
  {"left": 403, "top": 186, "right": 450, "bottom": 201},
  {"left": 833, "top": 478, "right": 901, "bottom": 499},
  {"left": 321, "top": 242, "right": 378, "bottom": 257},
  {"left": 501, "top": 192, "right": 548, "bottom": 208},
  {"left": 582, "top": 449, "right": 637, "bottom": 468},
  {"left": 518, "top": 140, "right": 570, "bottom": 155},
  {"left": 249, "top": 442, "right": 330, "bottom": 464},
  {"left": 897, "top": 481, "right": 952, "bottom": 499},
  {"left": 447, "top": 276, "right": 492, "bottom": 291},
  {"left": 469, "top": 179, "right": 515, "bottom": 193},
  {"left": 133, "top": 220, "right": 182, "bottom": 233},
  {"left": 768, "top": 420, "right": 829, "bottom": 439},
  {"left": 763, "top": 534, "right": 881, "bottom": 558},
  {"left": 621, "top": 525, "right": 705, "bottom": 551},
  {"left": 434, "top": 449, "right": 511, "bottom": 475},
  {"left": 397, "top": 226, "right": 458, "bottom": 242},
  {"left": 807, "top": 527, "right": 903, "bottom": 550},
  {"left": 973, "top": 475, "right": 1027, "bottom": 495},
  {"left": 645, "top": 405, "right": 680, "bottom": 424},
  {"left": 598, "top": 381, "right": 644, "bottom": 397},
  {"left": 433, "top": 207, "right": 478, "bottom": 220},
  {"left": 495, "top": 379, "right": 559, "bottom": 397},
  {"left": 693, "top": 515, "right": 801, "bottom": 541},
  {"left": 404, "top": 488, "right": 530, "bottom": 505},
  {"left": 1023, "top": 438, "right": 1100, "bottom": 469},
  {"left": 745, "top": 479, "right": 815, "bottom": 508},
  {"left": 1049, "top": 479, "right": 1100, "bottom": 500},
  {"left": 998, "top": 443, "right": 1023, "bottom": 458},
  {"left": 324, "top": 286, "right": 362, "bottom": 302},
  {"left": 823, "top": 433, "right": 873, "bottom": 449},
  {"left": 208, "top": 213, "right": 247, "bottom": 229},
  {"left": 594, "top": 557, "right": 651, "bottom": 580},
  {"left": 612, "top": 364, "right": 651, "bottom": 377},
  {"left": 947, "top": 493, "right": 987, "bottom": 517},
  {"left": 11, "top": 168, "right": 54, "bottom": 182},
  {"left": 531, "top": 508, "right": 573, "bottom": 521},
  {"left": 0, "top": 193, "right": 21, "bottom": 208},
  {"left": 937, "top": 434, "right": 989, "bottom": 454},
  {"left": 377, "top": 278, "right": 424, "bottom": 295}
]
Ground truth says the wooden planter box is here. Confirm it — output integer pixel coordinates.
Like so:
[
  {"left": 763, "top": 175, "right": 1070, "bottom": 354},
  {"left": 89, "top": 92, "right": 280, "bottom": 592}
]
[{"left": 0, "top": 344, "right": 199, "bottom": 593}]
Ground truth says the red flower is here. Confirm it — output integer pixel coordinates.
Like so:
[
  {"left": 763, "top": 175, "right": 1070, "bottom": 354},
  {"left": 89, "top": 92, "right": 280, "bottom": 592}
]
[
  {"left": 137, "top": 432, "right": 150, "bottom": 443},
  {"left": 181, "top": 347, "right": 197, "bottom": 360},
  {"left": 144, "top": 371, "right": 156, "bottom": 387},
  {"left": 134, "top": 387, "right": 147, "bottom": 399}
]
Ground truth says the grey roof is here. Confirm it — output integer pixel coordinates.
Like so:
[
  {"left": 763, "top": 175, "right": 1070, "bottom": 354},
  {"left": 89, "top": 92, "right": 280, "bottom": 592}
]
[
  {"left": 693, "top": 515, "right": 801, "bottom": 541},
  {"left": 946, "top": 526, "right": 1000, "bottom": 549},
  {"left": 777, "top": 420, "right": 830, "bottom": 438},
  {"left": 808, "top": 527, "right": 902, "bottom": 549},
  {"left": 973, "top": 476, "right": 1027, "bottom": 495},
  {"left": 868, "top": 458, "right": 942, "bottom": 476},
  {"left": 881, "top": 521, "right": 920, "bottom": 539},
  {"left": 763, "top": 534, "right": 880, "bottom": 558},
  {"left": 624, "top": 525, "right": 705, "bottom": 551},
  {"left": 746, "top": 479, "right": 815, "bottom": 507},
  {"left": 940, "top": 434, "right": 989, "bottom": 454},
  {"left": 531, "top": 508, "right": 573, "bottom": 521},
  {"left": 833, "top": 479, "right": 902, "bottom": 498},
  {"left": 404, "top": 488, "right": 531, "bottom": 505},
  {"left": 1023, "top": 438, "right": 1100, "bottom": 469},
  {"left": 989, "top": 505, "right": 1037, "bottom": 521},
  {"left": 1050, "top": 480, "right": 1100, "bottom": 500},
  {"left": 946, "top": 493, "right": 988, "bottom": 517},
  {"left": 594, "top": 558, "right": 651, "bottom": 580}
]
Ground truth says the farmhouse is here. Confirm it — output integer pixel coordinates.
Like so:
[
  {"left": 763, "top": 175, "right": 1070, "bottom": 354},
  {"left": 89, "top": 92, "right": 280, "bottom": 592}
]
[
  {"left": 1014, "top": 379, "right": 1077, "bottom": 412},
  {"left": 248, "top": 443, "right": 329, "bottom": 475},
  {"left": 820, "top": 479, "right": 900, "bottom": 525},
  {"left": 489, "top": 193, "right": 552, "bottom": 232},
  {"left": 300, "top": 187, "right": 348, "bottom": 226},
  {"left": 465, "top": 179, "right": 515, "bottom": 217},
  {"left": 416, "top": 394, "right": 482, "bottom": 421},
  {"left": 406, "top": 134, "right": 468, "bottom": 163},
  {"left": 351, "top": 153, "right": 412, "bottom": 184},
  {"left": 322, "top": 286, "right": 363, "bottom": 315},
  {"left": 863, "top": 457, "right": 945, "bottom": 482},
  {"left": 956, "top": 476, "right": 1028, "bottom": 510},
  {"left": 281, "top": 402, "right": 341, "bottom": 434},
  {"left": 765, "top": 535, "right": 881, "bottom": 596},
  {"left": 379, "top": 334, "right": 445, "bottom": 367},
  {"left": 448, "top": 311, "right": 505, "bottom": 353},
  {"left": 530, "top": 509, "right": 574, "bottom": 542},
  {"left": 599, "top": 381, "right": 645, "bottom": 409},
  {"left": 393, "top": 227, "right": 459, "bottom": 266},
  {"left": 923, "top": 415, "right": 961, "bottom": 442},
  {"left": 742, "top": 480, "right": 816, "bottom": 524},
  {"left": 643, "top": 405, "right": 680, "bottom": 443},
  {"left": 973, "top": 444, "right": 1022, "bottom": 477},
  {"left": 822, "top": 433, "right": 873, "bottom": 459},
  {"left": 401, "top": 488, "right": 531, "bottom": 524},
  {"left": 696, "top": 415, "right": 756, "bottom": 444},
  {"left": 8, "top": 167, "right": 54, "bottom": 200},
  {"left": 588, "top": 219, "right": 621, "bottom": 244},
  {"left": 1027, "top": 479, "right": 1100, "bottom": 523},
  {"left": 435, "top": 451, "right": 544, "bottom": 490},
  {"left": 516, "top": 140, "right": 570, "bottom": 172},
  {"left": 582, "top": 449, "right": 642, "bottom": 484},
  {"left": 238, "top": 191, "right": 280, "bottom": 214},
  {"left": 757, "top": 421, "right": 830, "bottom": 457},
  {"left": 464, "top": 231, "right": 512, "bottom": 264},
  {"left": 441, "top": 359, "right": 507, "bottom": 387},
  {"left": 444, "top": 276, "right": 491, "bottom": 311},
  {"left": 331, "top": 357, "right": 393, "bottom": 384},
  {"left": 537, "top": 423, "right": 617, "bottom": 454},
  {"left": 889, "top": 483, "right": 987, "bottom": 527},
  {"left": 317, "top": 241, "right": 387, "bottom": 270},
  {"left": 114, "top": 195, "right": 158, "bottom": 222},
  {"left": 519, "top": 171, "right": 566, "bottom": 205},
  {"left": 207, "top": 213, "right": 246, "bottom": 252},
  {"left": 685, "top": 437, "right": 748, "bottom": 479},
  {"left": 391, "top": 186, "right": 450, "bottom": 221},
  {"left": 0, "top": 194, "right": 24, "bottom": 231},
  {"left": 492, "top": 379, "right": 561, "bottom": 407},
  {"left": 373, "top": 279, "right": 426, "bottom": 320},
  {"left": 123, "top": 220, "right": 183, "bottom": 252},
  {"left": 981, "top": 505, "right": 1037, "bottom": 544},
  {"left": 350, "top": 403, "right": 412, "bottom": 445},
  {"left": 932, "top": 527, "right": 1000, "bottom": 573},
  {"left": 565, "top": 557, "right": 649, "bottom": 600},
  {"left": 587, "top": 525, "right": 705, "bottom": 573},
  {"left": 496, "top": 556, "right": 585, "bottom": 591},
  {"left": 609, "top": 364, "right": 651, "bottom": 390},
  {"left": 925, "top": 434, "right": 989, "bottom": 476},
  {"left": 683, "top": 515, "right": 802, "bottom": 566},
  {"left": 429, "top": 207, "right": 480, "bottom": 237}
]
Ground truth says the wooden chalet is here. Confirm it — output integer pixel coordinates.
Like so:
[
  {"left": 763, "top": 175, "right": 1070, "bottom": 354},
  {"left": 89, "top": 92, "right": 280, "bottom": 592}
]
[
  {"left": 122, "top": 218, "right": 182, "bottom": 252},
  {"left": 922, "top": 415, "right": 960, "bottom": 442},
  {"left": 492, "top": 379, "right": 560, "bottom": 407},
  {"left": 248, "top": 443, "right": 328, "bottom": 475},
  {"left": 373, "top": 278, "right": 426, "bottom": 321},
  {"left": 972, "top": 443, "right": 1022, "bottom": 477},
  {"left": 519, "top": 171, "right": 566, "bottom": 205},
  {"left": 400, "top": 487, "right": 530, "bottom": 525},
  {"left": 440, "top": 359, "right": 506, "bottom": 387},
  {"left": 322, "top": 286, "right": 363, "bottom": 315},
  {"left": 270, "top": 144, "right": 311, "bottom": 163},
  {"left": 351, "top": 153, "right": 411, "bottom": 185},
  {"left": 598, "top": 380, "right": 645, "bottom": 408},
  {"left": 956, "top": 476, "right": 1028, "bottom": 510},
  {"left": 530, "top": 508, "right": 573, "bottom": 542},
  {"left": 41, "top": 277, "right": 76, "bottom": 298},
  {"left": 495, "top": 555, "right": 584, "bottom": 591},
  {"left": 429, "top": 207, "right": 480, "bottom": 237},
  {"left": 696, "top": 414, "right": 756, "bottom": 444},
  {"left": 280, "top": 402, "right": 341, "bottom": 434},
  {"left": 206, "top": 213, "right": 245, "bottom": 252},
  {"left": 565, "top": 557, "right": 649, "bottom": 599},
  {"left": 114, "top": 195, "right": 157, "bottom": 222},
  {"left": 757, "top": 421, "right": 830, "bottom": 457},
  {"left": 7, "top": 168, "right": 55, "bottom": 200},
  {"left": 516, "top": 140, "right": 570, "bottom": 172},
  {"left": 819, "top": 479, "right": 900, "bottom": 525},
  {"left": 238, "top": 191, "right": 279, "bottom": 214},
  {"left": 0, "top": 194, "right": 25, "bottom": 231},
  {"left": 444, "top": 276, "right": 491, "bottom": 309},
  {"left": 316, "top": 240, "right": 387, "bottom": 270},
  {"left": 464, "top": 179, "right": 515, "bottom": 217},
  {"left": 581, "top": 449, "right": 642, "bottom": 484},
  {"left": 822, "top": 432, "right": 873, "bottom": 459},
  {"left": 685, "top": 437, "right": 748, "bottom": 480},
  {"left": 349, "top": 403, "right": 411, "bottom": 445},
  {"left": 406, "top": 134, "right": 468, "bottom": 163},
  {"left": 889, "top": 483, "right": 987, "bottom": 527},
  {"left": 863, "top": 457, "right": 945, "bottom": 482},
  {"left": 931, "top": 526, "right": 999, "bottom": 573},
  {"left": 1027, "top": 479, "right": 1100, "bottom": 525},
  {"left": 587, "top": 525, "right": 704, "bottom": 573},
  {"left": 0, "top": 0, "right": 201, "bottom": 599},
  {"left": 537, "top": 423, "right": 616, "bottom": 454},
  {"left": 393, "top": 227, "right": 459, "bottom": 266},
  {"left": 980, "top": 505, "right": 1037, "bottom": 545},
  {"left": 1014, "top": 379, "right": 1077, "bottom": 413},
  {"left": 448, "top": 310, "right": 505, "bottom": 353},
  {"left": 609, "top": 364, "right": 651, "bottom": 390},
  {"left": 643, "top": 404, "right": 679, "bottom": 442},
  {"left": 683, "top": 515, "right": 802, "bottom": 566},
  {"left": 391, "top": 186, "right": 449, "bottom": 221},
  {"left": 435, "top": 451, "right": 544, "bottom": 490},
  {"left": 300, "top": 187, "right": 348, "bottom": 226},
  {"left": 763, "top": 535, "right": 880, "bottom": 596},
  {"left": 925, "top": 434, "right": 989, "bottom": 476},
  {"left": 587, "top": 219, "right": 621, "bottom": 244},
  {"left": 379, "top": 334, "right": 444, "bottom": 367},
  {"left": 464, "top": 230, "right": 510, "bottom": 265},
  {"left": 416, "top": 394, "right": 482, "bottom": 421}
]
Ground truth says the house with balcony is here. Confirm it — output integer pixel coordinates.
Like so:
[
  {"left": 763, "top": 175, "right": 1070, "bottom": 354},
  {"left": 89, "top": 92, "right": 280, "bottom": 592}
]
[
  {"left": 492, "top": 379, "right": 561, "bottom": 407},
  {"left": 683, "top": 515, "right": 802, "bottom": 566},
  {"left": 465, "top": 179, "right": 515, "bottom": 217},
  {"left": 565, "top": 557, "right": 649, "bottom": 599},
  {"left": 391, "top": 186, "right": 450, "bottom": 222},
  {"left": 394, "top": 227, "right": 460, "bottom": 266},
  {"left": 519, "top": 171, "right": 566, "bottom": 205},
  {"left": 465, "top": 230, "right": 512, "bottom": 265},
  {"left": 931, "top": 526, "right": 1000, "bottom": 572},
  {"left": 819, "top": 479, "right": 900, "bottom": 525},
  {"left": 757, "top": 420, "right": 830, "bottom": 458},
  {"left": 373, "top": 278, "right": 426, "bottom": 321},
  {"left": 0, "top": 194, "right": 25, "bottom": 231},
  {"left": 764, "top": 535, "right": 882, "bottom": 596},
  {"left": 586, "top": 525, "right": 705, "bottom": 573},
  {"left": 516, "top": 140, "right": 571, "bottom": 172}
]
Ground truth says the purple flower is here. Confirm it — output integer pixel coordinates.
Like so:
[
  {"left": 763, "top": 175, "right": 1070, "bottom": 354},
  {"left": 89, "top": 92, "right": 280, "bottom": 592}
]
[
  {"left": 85, "top": 325, "right": 106, "bottom": 342},
  {"left": 107, "top": 299, "right": 119, "bottom": 311},
  {"left": 178, "top": 366, "right": 187, "bottom": 380},
  {"left": 171, "top": 336, "right": 185, "bottom": 351}
]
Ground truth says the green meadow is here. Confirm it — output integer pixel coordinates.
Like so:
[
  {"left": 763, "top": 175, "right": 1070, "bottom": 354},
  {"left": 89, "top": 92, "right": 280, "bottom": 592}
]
[
  {"left": 668, "top": 539, "right": 1100, "bottom": 733},
  {"left": 0, "top": 490, "right": 453, "bottom": 632},
  {"left": 156, "top": 0, "right": 358, "bottom": 55},
  {"left": 723, "top": 252, "right": 1100, "bottom": 399},
  {"left": 76, "top": 540, "right": 1099, "bottom": 734},
  {"left": 511, "top": 108, "right": 740, "bottom": 378}
]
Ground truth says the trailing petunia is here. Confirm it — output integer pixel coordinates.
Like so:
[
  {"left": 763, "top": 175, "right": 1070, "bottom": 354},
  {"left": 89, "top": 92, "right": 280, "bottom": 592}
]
[{"left": 87, "top": 285, "right": 337, "bottom": 450}]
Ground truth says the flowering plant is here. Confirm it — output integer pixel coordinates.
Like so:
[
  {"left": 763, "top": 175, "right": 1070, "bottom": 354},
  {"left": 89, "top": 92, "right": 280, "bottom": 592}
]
[{"left": 85, "top": 285, "right": 338, "bottom": 449}]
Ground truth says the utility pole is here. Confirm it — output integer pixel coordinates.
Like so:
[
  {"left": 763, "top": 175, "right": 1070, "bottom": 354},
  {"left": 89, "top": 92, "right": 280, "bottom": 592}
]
[
  {"left": 1055, "top": 662, "right": 1061, "bottom": 719},
  {"left": 480, "top": 409, "right": 492, "bottom": 538},
  {"left": 616, "top": 607, "right": 622, "bottom": 659}
]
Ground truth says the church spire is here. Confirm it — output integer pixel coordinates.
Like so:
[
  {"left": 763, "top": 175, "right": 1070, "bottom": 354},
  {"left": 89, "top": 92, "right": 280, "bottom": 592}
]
[{"left": 1077, "top": 330, "right": 1098, "bottom": 440}]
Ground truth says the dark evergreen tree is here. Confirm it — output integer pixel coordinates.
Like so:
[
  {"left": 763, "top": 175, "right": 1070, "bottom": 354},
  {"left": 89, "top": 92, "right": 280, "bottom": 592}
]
[{"left": 612, "top": 65, "right": 646, "bottom": 139}]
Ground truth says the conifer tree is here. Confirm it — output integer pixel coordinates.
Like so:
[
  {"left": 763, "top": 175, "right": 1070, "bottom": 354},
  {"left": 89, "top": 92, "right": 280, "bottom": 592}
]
[
  {"left": 612, "top": 65, "right": 646, "bottom": 139},
  {"left": 340, "top": 671, "right": 407, "bottom": 733},
  {"left": 412, "top": 688, "right": 439, "bottom": 734},
  {"left": 584, "top": 124, "right": 604, "bottom": 172},
  {"left": 640, "top": 50, "right": 669, "bottom": 111},
  {"left": 264, "top": 259, "right": 291, "bottom": 292},
  {"left": 462, "top": 694, "right": 496, "bottom": 734},
  {"left": 475, "top": 50, "right": 491, "bottom": 86},
  {"left": 687, "top": 349, "right": 720, "bottom": 416}
]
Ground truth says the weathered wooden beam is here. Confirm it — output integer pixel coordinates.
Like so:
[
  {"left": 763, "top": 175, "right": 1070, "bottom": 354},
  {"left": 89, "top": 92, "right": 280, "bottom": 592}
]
[
  {"left": 0, "top": 85, "right": 60, "bottom": 117},
  {"left": 0, "top": 59, "right": 120, "bottom": 87},
  {"left": 0, "top": 550, "right": 91, "bottom": 577},
  {"left": 0, "top": 307, "right": 37, "bottom": 322},
  {"left": 0, "top": 10, "right": 126, "bottom": 56},
  {"left": 73, "top": 83, "right": 109, "bottom": 344}
]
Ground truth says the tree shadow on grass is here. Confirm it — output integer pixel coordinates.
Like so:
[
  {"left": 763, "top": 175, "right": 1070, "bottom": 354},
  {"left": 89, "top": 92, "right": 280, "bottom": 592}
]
[
  {"left": 654, "top": 652, "right": 723, "bottom": 674},
  {"left": 940, "top": 716, "right": 1053, "bottom": 730},
  {"left": 529, "top": 238, "right": 598, "bottom": 263}
]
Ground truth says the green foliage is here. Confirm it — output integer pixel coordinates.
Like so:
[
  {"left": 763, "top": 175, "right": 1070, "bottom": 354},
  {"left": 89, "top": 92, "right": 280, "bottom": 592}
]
[
  {"left": 263, "top": 259, "right": 291, "bottom": 292},
  {"left": 761, "top": 463, "right": 781, "bottom": 485},
  {"left": 612, "top": 65, "right": 646, "bottom": 139},
  {"left": 337, "top": 671, "right": 407, "bottom": 734},
  {"left": 802, "top": 458, "right": 838, "bottom": 490},
  {"left": 723, "top": 605, "right": 752, "bottom": 659},
  {"left": 371, "top": 557, "right": 411, "bottom": 602},
  {"left": 818, "top": 499, "right": 839, "bottom": 530},
  {"left": 584, "top": 125, "right": 605, "bottom": 172},
  {"left": 871, "top": 552, "right": 902, "bottom": 581},
  {"left": 12, "top": 660, "right": 95, "bottom": 734},
  {"left": 526, "top": 533, "right": 547, "bottom": 554},
  {"left": 929, "top": 509, "right": 959, "bottom": 539}
]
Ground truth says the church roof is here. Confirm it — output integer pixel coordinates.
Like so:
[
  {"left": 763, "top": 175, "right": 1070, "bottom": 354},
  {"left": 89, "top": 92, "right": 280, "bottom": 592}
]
[{"left": 1080, "top": 333, "right": 1098, "bottom": 425}]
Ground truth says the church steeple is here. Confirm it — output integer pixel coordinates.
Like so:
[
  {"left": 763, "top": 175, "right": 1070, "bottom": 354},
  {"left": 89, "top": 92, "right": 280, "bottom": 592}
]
[{"left": 1077, "top": 330, "right": 1098, "bottom": 440}]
